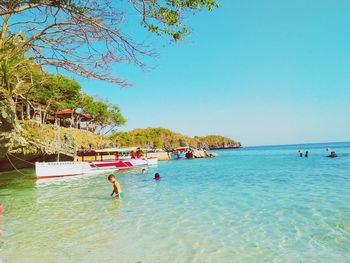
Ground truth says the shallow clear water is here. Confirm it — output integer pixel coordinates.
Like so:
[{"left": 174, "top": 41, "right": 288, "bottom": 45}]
[{"left": 0, "top": 142, "right": 350, "bottom": 263}]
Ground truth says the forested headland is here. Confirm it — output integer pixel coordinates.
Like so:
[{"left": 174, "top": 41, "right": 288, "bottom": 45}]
[{"left": 111, "top": 128, "right": 241, "bottom": 150}]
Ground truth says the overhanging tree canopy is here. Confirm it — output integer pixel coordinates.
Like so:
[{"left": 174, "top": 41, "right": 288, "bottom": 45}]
[{"left": 0, "top": 0, "right": 220, "bottom": 86}]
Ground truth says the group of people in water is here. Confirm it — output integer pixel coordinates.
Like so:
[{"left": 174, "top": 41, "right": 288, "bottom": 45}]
[
  {"left": 298, "top": 148, "right": 338, "bottom": 158},
  {"left": 108, "top": 169, "right": 161, "bottom": 198},
  {"left": 299, "top": 150, "right": 309, "bottom": 158}
]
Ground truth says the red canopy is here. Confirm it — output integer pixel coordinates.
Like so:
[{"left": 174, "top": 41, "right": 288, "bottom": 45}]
[
  {"left": 55, "top": 109, "right": 93, "bottom": 121},
  {"left": 56, "top": 109, "right": 74, "bottom": 118}
]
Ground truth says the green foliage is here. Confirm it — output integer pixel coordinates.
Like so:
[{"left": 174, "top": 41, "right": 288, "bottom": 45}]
[
  {"left": 0, "top": 38, "right": 41, "bottom": 97},
  {"left": 110, "top": 127, "right": 239, "bottom": 149},
  {"left": 0, "top": 43, "right": 126, "bottom": 128},
  {"left": 30, "top": 74, "right": 82, "bottom": 111},
  {"left": 80, "top": 93, "right": 126, "bottom": 127},
  {"left": 109, "top": 104, "right": 127, "bottom": 127},
  {"left": 141, "top": 0, "right": 220, "bottom": 41}
]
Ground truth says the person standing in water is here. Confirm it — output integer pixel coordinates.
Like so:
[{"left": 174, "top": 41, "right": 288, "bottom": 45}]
[
  {"left": 108, "top": 174, "right": 123, "bottom": 198},
  {"left": 305, "top": 151, "right": 309, "bottom": 158},
  {"left": 298, "top": 150, "right": 303, "bottom": 157}
]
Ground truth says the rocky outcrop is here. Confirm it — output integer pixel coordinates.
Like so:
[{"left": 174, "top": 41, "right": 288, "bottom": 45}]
[
  {"left": 0, "top": 94, "right": 29, "bottom": 159},
  {"left": 208, "top": 142, "right": 242, "bottom": 150},
  {"left": 146, "top": 149, "right": 218, "bottom": 161}
]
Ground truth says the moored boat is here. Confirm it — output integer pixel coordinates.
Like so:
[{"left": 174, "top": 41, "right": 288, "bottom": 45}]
[
  {"left": 171, "top": 147, "right": 191, "bottom": 160},
  {"left": 35, "top": 148, "right": 158, "bottom": 179}
]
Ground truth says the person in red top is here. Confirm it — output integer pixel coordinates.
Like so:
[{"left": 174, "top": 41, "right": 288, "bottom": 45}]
[{"left": 136, "top": 147, "right": 143, "bottom": 159}]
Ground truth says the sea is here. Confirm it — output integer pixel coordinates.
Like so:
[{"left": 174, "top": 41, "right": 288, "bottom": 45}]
[{"left": 0, "top": 142, "right": 349, "bottom": 262}]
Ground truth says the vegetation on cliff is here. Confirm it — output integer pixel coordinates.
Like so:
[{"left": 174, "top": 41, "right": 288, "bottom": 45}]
[
  {"left": 9, "top": 124, "right": 239, "bottom": 161},
  {"left": 0, "top": 48, "right": 126, "bottom": 128},
  {"left": 110, "top": 128, "right": 240, "bottom": 150},
  {"left": 23, "top": 122, "right": 113, "bottom": 153}
]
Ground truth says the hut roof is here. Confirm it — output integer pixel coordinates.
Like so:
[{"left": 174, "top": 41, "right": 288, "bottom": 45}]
[
  {"left": 56, "top": 109, "right": 74, "bottom": 117},
  {"left": 55, "top": 109, "right": 93, "bottom": 121},
  {"left": 81, "top": 113, "right": 93, "bottom": 121}
]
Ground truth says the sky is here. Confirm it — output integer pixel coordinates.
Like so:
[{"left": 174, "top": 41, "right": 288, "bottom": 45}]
[{"left": 76, "top": 0, "right": 350, "bottom": 146}]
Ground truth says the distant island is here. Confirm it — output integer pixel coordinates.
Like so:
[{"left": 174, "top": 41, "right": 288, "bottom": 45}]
[{"left": 110, "top": 128, "right": 241, "bottom": 150}]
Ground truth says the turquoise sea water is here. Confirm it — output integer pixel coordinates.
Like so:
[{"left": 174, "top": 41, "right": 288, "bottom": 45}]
[{"left": 0, "top": 142, "right": 350, "bottom": 262}]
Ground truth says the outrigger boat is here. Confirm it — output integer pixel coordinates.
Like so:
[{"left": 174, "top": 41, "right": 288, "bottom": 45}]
[
  {"left": 35, "top": 148, "right": 158, "bottom": 179},
  {"left": 171, "top": 147, "right": 191, "bottom": 160}
]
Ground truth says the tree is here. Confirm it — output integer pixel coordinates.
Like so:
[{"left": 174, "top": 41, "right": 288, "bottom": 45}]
[
  {"left": 80, "top": 93, "right": 126, "bottom": 131},
  {"left": 0, "top": 38, "right": 45, "bottom": 98},
  {"left": 0, "top": 0, "right": 220, "bottom": 86},
  {"left": 108, "top": 104, "right": 126, "bottom": 128},
  {"left": 27, "top": 74, "right": 82, "bottom": 117}
]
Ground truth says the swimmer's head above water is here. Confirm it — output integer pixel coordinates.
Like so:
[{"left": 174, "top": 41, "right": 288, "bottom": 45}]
[{"left": 154, "top": 173, "right": 160, "bottom": 180}]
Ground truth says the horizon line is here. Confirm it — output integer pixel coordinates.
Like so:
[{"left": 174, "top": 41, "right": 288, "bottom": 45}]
[{"left": 243, "top": 141, "right": 350, "bottom": 148}]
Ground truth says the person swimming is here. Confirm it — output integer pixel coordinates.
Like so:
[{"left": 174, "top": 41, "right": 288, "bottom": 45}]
[
  {"left": 108, "top": 174, "right": 123, "bottom": 198},
  {"left": 141, "top": 168, "right": 147, "bottom": 174},
  {"left": 154, "top": 173, "right": 160, "bottom": 180},
  {"left": 328, "top": 151, "right": 337, "bottom": 158},
  {"left": 298, "top": 150, "right": 303, "bottom": 157}
]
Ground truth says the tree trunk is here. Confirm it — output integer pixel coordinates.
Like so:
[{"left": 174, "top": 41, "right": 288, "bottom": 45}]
[
  {"left": 21, "top": 102, "right": 24, "bottom": 120},
  {"left": 26, "top": 101, "right": 31, "bottom": 120}
]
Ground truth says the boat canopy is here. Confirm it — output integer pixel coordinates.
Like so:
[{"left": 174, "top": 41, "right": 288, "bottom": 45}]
[
  {"left": 77, "top": 147, "right": 149, "bottom": 156},
  {"left": 174, "top": 147, "right": 191, "bottom": 152}
]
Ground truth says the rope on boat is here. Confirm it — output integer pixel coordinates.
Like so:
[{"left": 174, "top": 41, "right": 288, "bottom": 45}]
[
  {"left": 5, "top": 154, "right": 32, "bottom": 176},
  {"left": 7, "top": 153, "right": 35, "bottom": 166}
]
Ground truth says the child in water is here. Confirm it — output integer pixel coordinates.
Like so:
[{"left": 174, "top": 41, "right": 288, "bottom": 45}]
[
  {"left": 154, "top": 173, "right": 161, "bottom": 180},
  {"left": 108, "top": 174, "right": 123, "bottom": 198}
]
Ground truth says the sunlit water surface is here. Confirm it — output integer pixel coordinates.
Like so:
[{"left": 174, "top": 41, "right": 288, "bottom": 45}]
[{"left": 0, "top": 143, "right": 350, "bottom": 262}]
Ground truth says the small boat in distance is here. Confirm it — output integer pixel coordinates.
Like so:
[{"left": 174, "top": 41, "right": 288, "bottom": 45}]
[
  {"left": 171, "top": 147, "right": 191, "bottom": 160},
  {"left": 35, "top": 148, "right": 158, "bottom": 179}
]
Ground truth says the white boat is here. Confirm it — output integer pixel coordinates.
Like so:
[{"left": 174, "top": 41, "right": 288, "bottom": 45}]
[
  {"left": 35, "top": 161, "right": 117, "bottom": 179},
  {"left": 35, "top": 148, "right": 158, "bottom": 179}
]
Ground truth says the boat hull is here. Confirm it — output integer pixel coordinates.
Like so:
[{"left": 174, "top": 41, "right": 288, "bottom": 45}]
[
  {"left": 35, "top": 157, "right": 158, "bottom": 179},
  {"left": 171, "top": 153, "right": 186, "bottom": 160},
  {"left": 35, "top": 162, "right": 117, "bottom": 179}
]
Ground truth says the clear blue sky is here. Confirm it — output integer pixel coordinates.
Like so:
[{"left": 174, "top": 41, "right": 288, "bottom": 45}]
[{"left": 76, "top": 0, "right": 350, "bottom": 146}]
